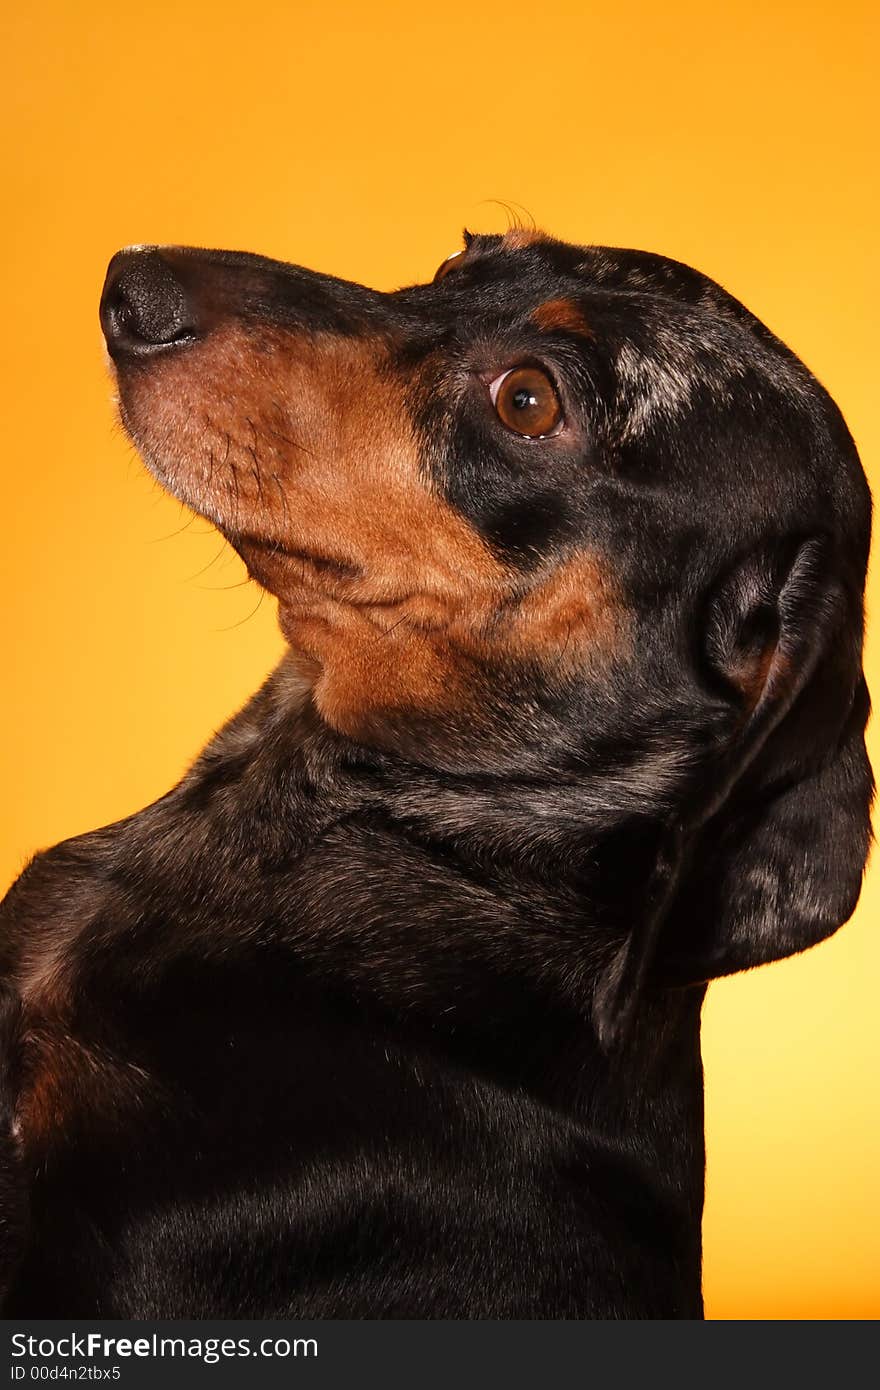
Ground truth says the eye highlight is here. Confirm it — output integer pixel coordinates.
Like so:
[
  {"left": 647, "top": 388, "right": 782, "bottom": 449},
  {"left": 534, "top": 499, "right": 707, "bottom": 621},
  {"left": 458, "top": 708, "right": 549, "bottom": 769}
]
[{"left": 488, "top": 366, "right": 564, "bottom": 438}]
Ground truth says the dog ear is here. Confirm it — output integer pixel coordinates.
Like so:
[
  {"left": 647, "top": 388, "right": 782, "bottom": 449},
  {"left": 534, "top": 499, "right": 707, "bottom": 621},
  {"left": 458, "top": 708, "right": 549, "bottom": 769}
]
[
  {"left": 593, "top": 536, "right": 873, "bottom": 1047},
  {"left": 664, "top": 671, "right": 872, "bottom": 985}
]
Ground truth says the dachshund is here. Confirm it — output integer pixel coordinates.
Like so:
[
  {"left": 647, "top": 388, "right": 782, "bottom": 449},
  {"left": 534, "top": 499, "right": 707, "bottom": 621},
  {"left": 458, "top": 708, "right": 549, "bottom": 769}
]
[{"left": 0, "top": 229, "right": 872, "bottom": 1317}]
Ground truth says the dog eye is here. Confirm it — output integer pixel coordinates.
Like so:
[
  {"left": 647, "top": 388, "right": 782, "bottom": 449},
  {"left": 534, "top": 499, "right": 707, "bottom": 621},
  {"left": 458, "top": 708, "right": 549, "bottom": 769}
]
[
  {"left": 488, "top": 367, "right": 563, "bottom": 438},
  {"left": 433, "top": 251, "right": 465, "bottom": 283}
]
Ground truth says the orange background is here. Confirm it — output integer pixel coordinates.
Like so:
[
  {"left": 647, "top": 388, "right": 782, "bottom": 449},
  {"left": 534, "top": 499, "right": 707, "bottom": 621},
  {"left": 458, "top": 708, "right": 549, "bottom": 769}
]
[{"left": 1, "top": 0, "right": 877, "bottom": 1319}]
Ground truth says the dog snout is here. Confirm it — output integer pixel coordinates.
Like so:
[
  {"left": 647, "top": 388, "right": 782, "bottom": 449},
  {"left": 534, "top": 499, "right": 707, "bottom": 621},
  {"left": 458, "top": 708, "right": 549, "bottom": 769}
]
[{"left": 100, "top": 248, "right": 199, "bottom": 359}]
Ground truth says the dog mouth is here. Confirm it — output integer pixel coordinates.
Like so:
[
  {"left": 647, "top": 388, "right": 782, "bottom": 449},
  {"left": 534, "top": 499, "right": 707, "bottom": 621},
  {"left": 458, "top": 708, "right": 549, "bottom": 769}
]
[
  {"left": 229, "top": 531, "right": 364, "bottom": 583},
  {"left": 108, "top": 319, "right": 417, "bottom": 610},
  {"left": 101, "top": 256, "right": 516, "bottom": 645},
  {"left": 115, "top": 386, "right": 472, "bottom": 625},
  {"left": 113, "top": 382, "right": 364, "bottom": 595},
  {"left": 225, "top": 530, "right": 458, "bottom": 630}
]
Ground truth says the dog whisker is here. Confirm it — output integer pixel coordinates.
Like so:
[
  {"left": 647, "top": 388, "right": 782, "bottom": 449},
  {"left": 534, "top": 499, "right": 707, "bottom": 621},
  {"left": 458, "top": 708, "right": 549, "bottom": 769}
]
[
  {"left": 185, "top": 538, "right": 232, "bottom": 583},
  {"left": 216, "top": 585, "right": 266, "bottom": 632}
]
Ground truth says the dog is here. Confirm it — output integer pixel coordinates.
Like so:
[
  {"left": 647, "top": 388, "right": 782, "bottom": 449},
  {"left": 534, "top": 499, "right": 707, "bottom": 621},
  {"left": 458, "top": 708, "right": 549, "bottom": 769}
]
[{"left": 0, "top": 230, "right": 872, "bottom": 1318}]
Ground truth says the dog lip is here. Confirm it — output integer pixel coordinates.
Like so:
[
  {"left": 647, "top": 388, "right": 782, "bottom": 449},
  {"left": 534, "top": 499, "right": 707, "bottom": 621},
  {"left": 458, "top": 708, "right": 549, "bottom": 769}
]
[
  {"left": 228, "top": 533, "right": 446, "bottom": 620},
  {"left": 104, "top": 330, "right": 200, "bottom": 364},
  {"left": 230, "top": 531, "right": 363, "bottom": 582}
]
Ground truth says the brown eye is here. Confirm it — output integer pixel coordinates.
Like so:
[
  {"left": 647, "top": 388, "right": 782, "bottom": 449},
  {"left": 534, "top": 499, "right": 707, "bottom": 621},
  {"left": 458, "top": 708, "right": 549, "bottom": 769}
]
[
  {"left": 489, "top": 366, "right": 563, "bottom": 438},
  {"left": 433, "top": 250, "right": 464, "bottom": 282}
]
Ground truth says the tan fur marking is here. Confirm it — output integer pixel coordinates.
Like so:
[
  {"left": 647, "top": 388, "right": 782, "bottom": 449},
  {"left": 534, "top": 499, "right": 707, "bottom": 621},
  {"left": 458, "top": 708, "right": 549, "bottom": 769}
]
[
  {"left": 18, "top": 1020, "right": 155, "bottom": 1154},
  {"left": 505, "top": 555, "right": 622, "bottom": 662},
  {"left": 732, "top": 641, "right": 783, "bottom": 716},
  {"left": 284, "top": 553, "right": 625, "bottom": 736},
  {"left": 531, "top": 298, "right": 592, "bottom": 337}
]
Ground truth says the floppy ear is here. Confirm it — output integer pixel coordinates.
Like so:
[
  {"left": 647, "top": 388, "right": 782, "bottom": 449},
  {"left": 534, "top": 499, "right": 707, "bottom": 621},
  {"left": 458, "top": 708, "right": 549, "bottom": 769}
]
[
  {"left": 664, "top": 676, "right": 872, "bottom": 983},
  {"left": 593, "top": 535, "right": 874, "bottom": 1046}
]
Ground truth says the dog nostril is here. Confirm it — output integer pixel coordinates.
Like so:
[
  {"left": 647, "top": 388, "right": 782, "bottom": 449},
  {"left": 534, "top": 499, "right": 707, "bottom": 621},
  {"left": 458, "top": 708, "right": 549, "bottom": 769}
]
[
  {"left": 110, "top": 296, "right": 134, "bottom": 335},
  {"left": 100, "top": 249, "right": 199, "bottom": 358}
]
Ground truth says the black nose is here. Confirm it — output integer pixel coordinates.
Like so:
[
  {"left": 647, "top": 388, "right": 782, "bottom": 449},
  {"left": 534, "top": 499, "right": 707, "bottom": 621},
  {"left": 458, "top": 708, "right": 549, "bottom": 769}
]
[{"left": 100, "top": 248, "right": 199, "bottom": 359}]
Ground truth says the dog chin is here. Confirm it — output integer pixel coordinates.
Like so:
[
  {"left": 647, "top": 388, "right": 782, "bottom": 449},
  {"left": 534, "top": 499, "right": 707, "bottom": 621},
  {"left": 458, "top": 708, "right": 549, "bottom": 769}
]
[{"left": 119, "top": 410, "right": 234, "bottom": 534}]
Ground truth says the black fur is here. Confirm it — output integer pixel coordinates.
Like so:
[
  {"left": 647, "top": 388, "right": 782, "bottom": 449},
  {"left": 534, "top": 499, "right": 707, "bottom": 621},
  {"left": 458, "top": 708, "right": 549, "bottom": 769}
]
[{"left": 0, "top": 230, "right": 872, "bottom": 1317}]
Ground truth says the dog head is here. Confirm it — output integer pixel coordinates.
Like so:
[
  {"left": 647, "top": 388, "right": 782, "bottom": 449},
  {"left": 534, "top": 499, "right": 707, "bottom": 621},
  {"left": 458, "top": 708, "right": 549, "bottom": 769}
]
[{"left": 101, "top": 230, "right": 873, "bottom": 1029}]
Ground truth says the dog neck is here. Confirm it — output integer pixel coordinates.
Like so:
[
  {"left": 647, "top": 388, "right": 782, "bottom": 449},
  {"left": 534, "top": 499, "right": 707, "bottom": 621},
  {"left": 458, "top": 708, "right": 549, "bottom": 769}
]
[
  {"left": 158, "top": 657, "right": 698, "bottom": 1060},
  {"left": 15, "top": 655, "right": 703, "bottom": 1092}
]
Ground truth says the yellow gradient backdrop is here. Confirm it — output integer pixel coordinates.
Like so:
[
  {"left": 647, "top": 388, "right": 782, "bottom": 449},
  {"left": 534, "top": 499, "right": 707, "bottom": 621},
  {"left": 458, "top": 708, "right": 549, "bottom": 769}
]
[{"left": 1, "top": 0, "right": 877, "bottom": 1319}]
